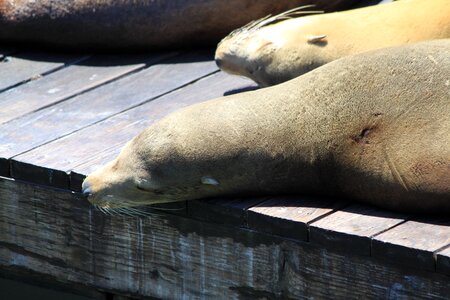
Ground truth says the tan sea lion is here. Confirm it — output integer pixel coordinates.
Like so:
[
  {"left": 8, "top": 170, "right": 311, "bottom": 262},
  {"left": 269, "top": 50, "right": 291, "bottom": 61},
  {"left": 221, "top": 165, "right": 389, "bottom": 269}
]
[
  {"left": 0, "top": 0, "right": 357, "bottom": 50},
  {"left": 215, "top": 0, "right": 450, "bottom": 86},
  {"left": 82, "top": 39, "right": 450, "bottom": 214}
]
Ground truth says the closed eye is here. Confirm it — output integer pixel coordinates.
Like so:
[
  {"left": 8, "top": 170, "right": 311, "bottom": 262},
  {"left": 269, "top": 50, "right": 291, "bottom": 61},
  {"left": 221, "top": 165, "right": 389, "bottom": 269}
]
[
  {"left": 136, "top": 185, "right": 151, "bottom": 192},
  {"left": 136, "top": 185, "right": 165, "bottom": 195}
]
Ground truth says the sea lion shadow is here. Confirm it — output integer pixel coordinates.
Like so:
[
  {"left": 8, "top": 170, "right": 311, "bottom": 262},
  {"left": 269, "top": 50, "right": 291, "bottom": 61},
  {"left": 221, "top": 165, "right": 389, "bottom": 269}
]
[
  {"left": 351, "top": 0, "right": 394, "bottom": 9},
  {"left": 5, "top": 46, "right": 215, "bottom": 67}
]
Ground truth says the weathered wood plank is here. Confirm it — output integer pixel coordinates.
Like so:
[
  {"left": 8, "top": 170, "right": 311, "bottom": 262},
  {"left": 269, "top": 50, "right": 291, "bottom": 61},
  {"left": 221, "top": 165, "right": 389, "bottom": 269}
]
[
  {"left": 0, "top": 157, "right": 8, "bottom": 177},
  {"left": 187, "top": 197, "right": 269, "bottom": 227},
  {"left": 0, "top": 177, "right": 449, "bottom": 299},
  {"left": 0, "top": 277, "right": 104, "bottom": 300},
  {"left": 309, "top": 205, "right": 409, "bottom": 256},
  {"left": 0, "top": 51, "right": 218, "bottom": 180},
  {"left": 0, "top": 52, "right": 176, "bottom": 124},
  {"left": 69, "top": 73, "right": 256, "bottom": 180},
  {"left": 247, "top": 196, "right": 349, "bottom": 242},
  {"left": 0, "top": 52, "right": 87, "bottom": 92},
  {"left": 10, "top": 72, "right": 255, "bottom": 189},
  {"left": 372, "top": 218, "right": 450, "bottom": 272},
  {"left": 436, "top": 245, "right": 450, "bottom": 276},
  {"left": 10, "top": 161, "right": 69, "bottom": 189}
]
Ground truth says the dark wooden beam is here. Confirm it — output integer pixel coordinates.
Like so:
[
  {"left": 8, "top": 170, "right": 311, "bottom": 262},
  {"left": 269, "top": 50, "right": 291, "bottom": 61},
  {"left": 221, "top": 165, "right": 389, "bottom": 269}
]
[{"left": 1, "top": 177, "right": 448, "bottom": 299}]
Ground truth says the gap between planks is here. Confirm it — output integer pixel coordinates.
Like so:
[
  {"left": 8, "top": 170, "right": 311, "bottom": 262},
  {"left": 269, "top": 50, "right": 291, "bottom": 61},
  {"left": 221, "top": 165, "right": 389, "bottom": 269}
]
[
  {"left": 0, "top": 51, "right": 179, "bottom": 125},
  {"left": 0, "top": 50, "right": 221, "bottom": 184},
  {"left": 8, "top": 71, "right": 254, "bottom": 189},
  {"left": 0, "top": 52, "right": 91, "bottom": 94}
]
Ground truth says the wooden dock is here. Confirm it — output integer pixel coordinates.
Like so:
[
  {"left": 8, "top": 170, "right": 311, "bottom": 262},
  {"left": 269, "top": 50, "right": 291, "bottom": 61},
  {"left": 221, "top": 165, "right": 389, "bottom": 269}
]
[{"left": 0, "top": 46, "right": 449, "bottom": 299}]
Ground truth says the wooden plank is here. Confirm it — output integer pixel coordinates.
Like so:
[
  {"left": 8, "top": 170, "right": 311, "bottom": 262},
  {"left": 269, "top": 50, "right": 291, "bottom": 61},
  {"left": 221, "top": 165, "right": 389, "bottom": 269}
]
[
  {"left": 0, "top": 277, "right": 104, "bottom": 300},
  {"left": 10, "top": 161, "right": 69, "bottom": 189},
  {"left": 0, "top": 157, "right": 8, "bottom": 177},
  {"left": 70, "top": 73, "right": 256, "bottom": 180},
  {"left": 0, "top": 51, "right": 219, "bottom": 179},
  {"left": 0, "top": 52, "right": 176, "bottom": 124},
  {"left": 0, "top": 52, "right": 87, "bottom": 92},
  {"left": 372, "top": 218, "right": 450, "bottom": 272},
  {"left": 0, "top": 177, "right": 449, "bottom": 299},
  {"left": 247, "top": 196, "right": 349, "bottom": 242},
  {"left": 436, "top": 245, "right": 450, "bottom": 276},
  {"left": 309, "top": 204, "right": 409, "bottom": 256},
  {"left": 11, "top": 72, "right": 255, "bottom": 189},
  {"left": 187, "top": 197, "right": 269, "bottom": 228}
]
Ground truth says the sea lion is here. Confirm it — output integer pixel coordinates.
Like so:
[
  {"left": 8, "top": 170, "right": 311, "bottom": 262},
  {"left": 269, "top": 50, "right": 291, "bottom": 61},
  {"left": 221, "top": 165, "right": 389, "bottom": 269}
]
[
  {"left": 82, "top": 39, "right": 450, "bottom": 214},
  {"left": 215, "top": 0, "right": 450, "bottom": 86},
  {"left": 0, "top": 0, "right": 357, "bottom": 50}
]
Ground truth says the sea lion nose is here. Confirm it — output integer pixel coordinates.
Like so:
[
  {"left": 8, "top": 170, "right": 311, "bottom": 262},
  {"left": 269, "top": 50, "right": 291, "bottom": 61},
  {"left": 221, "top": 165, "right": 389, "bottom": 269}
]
[
  {"left": 215, "top": 57, "right": 223, "bottom": 68},
  {"left": 81, "top": 179, "right": 92, "bottom": 197}
]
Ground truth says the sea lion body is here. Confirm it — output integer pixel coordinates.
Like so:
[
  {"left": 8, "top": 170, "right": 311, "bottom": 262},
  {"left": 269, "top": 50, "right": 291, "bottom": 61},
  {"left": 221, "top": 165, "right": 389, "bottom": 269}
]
[
  {"left": 215, "top": 0, "right": 450, "bottom": 86},
  {"left": 83, "top": 40, "right": 450, "bottom": 214},
  {"left": 0, "top": 0, "right": 357, "bottom": 50}
]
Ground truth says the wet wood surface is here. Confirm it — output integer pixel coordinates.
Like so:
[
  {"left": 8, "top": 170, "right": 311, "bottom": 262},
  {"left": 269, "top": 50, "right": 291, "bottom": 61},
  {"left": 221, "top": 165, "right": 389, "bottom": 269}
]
[{"left": 0, "top": 45, "right": 448, "bottom": 299}]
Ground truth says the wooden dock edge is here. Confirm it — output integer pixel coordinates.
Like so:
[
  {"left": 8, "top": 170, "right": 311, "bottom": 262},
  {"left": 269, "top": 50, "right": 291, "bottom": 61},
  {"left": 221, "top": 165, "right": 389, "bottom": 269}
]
[{"left": 1, "top": 176, "right": 449, "bottom": 299}]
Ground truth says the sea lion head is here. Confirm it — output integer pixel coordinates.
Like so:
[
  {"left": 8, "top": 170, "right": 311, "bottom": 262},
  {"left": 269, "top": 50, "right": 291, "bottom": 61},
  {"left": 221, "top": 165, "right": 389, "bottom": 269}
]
[
  {"left": 81, "top": 140, "right": 159, "bottom": 209},
  {"left": 215, "top": 6, "right": 324, "bottom": 87},
  {"left": 81, "top": 111, "right": 231, "bottom": 209},
  {"left": 215, "top": 26, "right": 276, "bottom": 86}
]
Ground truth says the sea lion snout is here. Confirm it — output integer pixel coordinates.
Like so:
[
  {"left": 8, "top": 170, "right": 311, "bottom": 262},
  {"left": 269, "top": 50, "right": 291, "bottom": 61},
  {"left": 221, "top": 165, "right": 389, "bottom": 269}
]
[
  {"left": 81, "top": 179, "right": 92, "bottom": 197},
  {"left": 215, "top": 57, "right": 224, "bottom": 68}
]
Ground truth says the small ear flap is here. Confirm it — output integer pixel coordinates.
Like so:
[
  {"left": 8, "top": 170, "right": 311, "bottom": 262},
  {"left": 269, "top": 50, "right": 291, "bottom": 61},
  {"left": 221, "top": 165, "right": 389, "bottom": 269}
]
[
  {"left": 307, "top": 35, "right": 327, "bottom": 44},
  {"left": 201, "top": 176, "right": 220, "bottom": 186}
]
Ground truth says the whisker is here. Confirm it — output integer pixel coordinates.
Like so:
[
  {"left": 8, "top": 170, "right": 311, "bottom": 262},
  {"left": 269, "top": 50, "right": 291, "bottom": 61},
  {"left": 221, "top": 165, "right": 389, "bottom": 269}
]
[
  {"left": 126, "top": 207, "right": 157, "bottom": 217},
  {"left": 148, "top": 205, "right": 185, "bottom": 212},
  {"left": 110, "top": 208, "right": 122, "bottom": 216},
  {"left": 117, "top": 207, "right": 136, "bottom": 217},
  {"left": 103, "top": 207, "right": 113, "bottom": 216}
]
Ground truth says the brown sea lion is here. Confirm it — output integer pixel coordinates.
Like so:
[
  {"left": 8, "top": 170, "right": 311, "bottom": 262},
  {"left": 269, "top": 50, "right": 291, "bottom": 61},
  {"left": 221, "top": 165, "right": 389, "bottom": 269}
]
[
  {"left": 0, "top": 0, "right": 357, "bottom": 50},
  {"left": 82, "top": 39, "right": 450, "bottom": 214},
  {"left": 215, "top": 0, "right": 450, "bottom": 86}
]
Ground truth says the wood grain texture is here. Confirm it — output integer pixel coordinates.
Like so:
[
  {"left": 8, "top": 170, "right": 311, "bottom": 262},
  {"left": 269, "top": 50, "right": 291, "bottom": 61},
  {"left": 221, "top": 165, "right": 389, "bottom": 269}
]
[
  {"left": 247, "top": 196, "right": 349, "bottom": 242},
  {"left": 188, "top": 197, "right": 268, "bottom": 227},
  {"left": 309, "top": 204, "right": 409, "bottom": 256},
  {"left": 436, "top": 246, "right": 450, "bottom": 276},
  {"left": 0, "top": 52, "right": 87, "bottom": 92},
  {"left": 10, "top": 161, "right": 69, "bottom": 189},
  {"left": 1, "top": 51, "right": 218, "bottom": 182},
  {"left": 0, "top": 177, "right": 449, "bottom": 299},
  {"left": 0, "top": 52, "right": 176, "bottom": 124},
  {"left": 9, "top": 72, "right": 255, "bottom": 189},
  {"left": 0, "top": 158, "right": 8, "bottom": 177},
  {"left": 372, "top": 218, "right": 450, "bottom": 272},
  {"left": 0, "top": 277, "right": 105, "bottom": 300}
]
